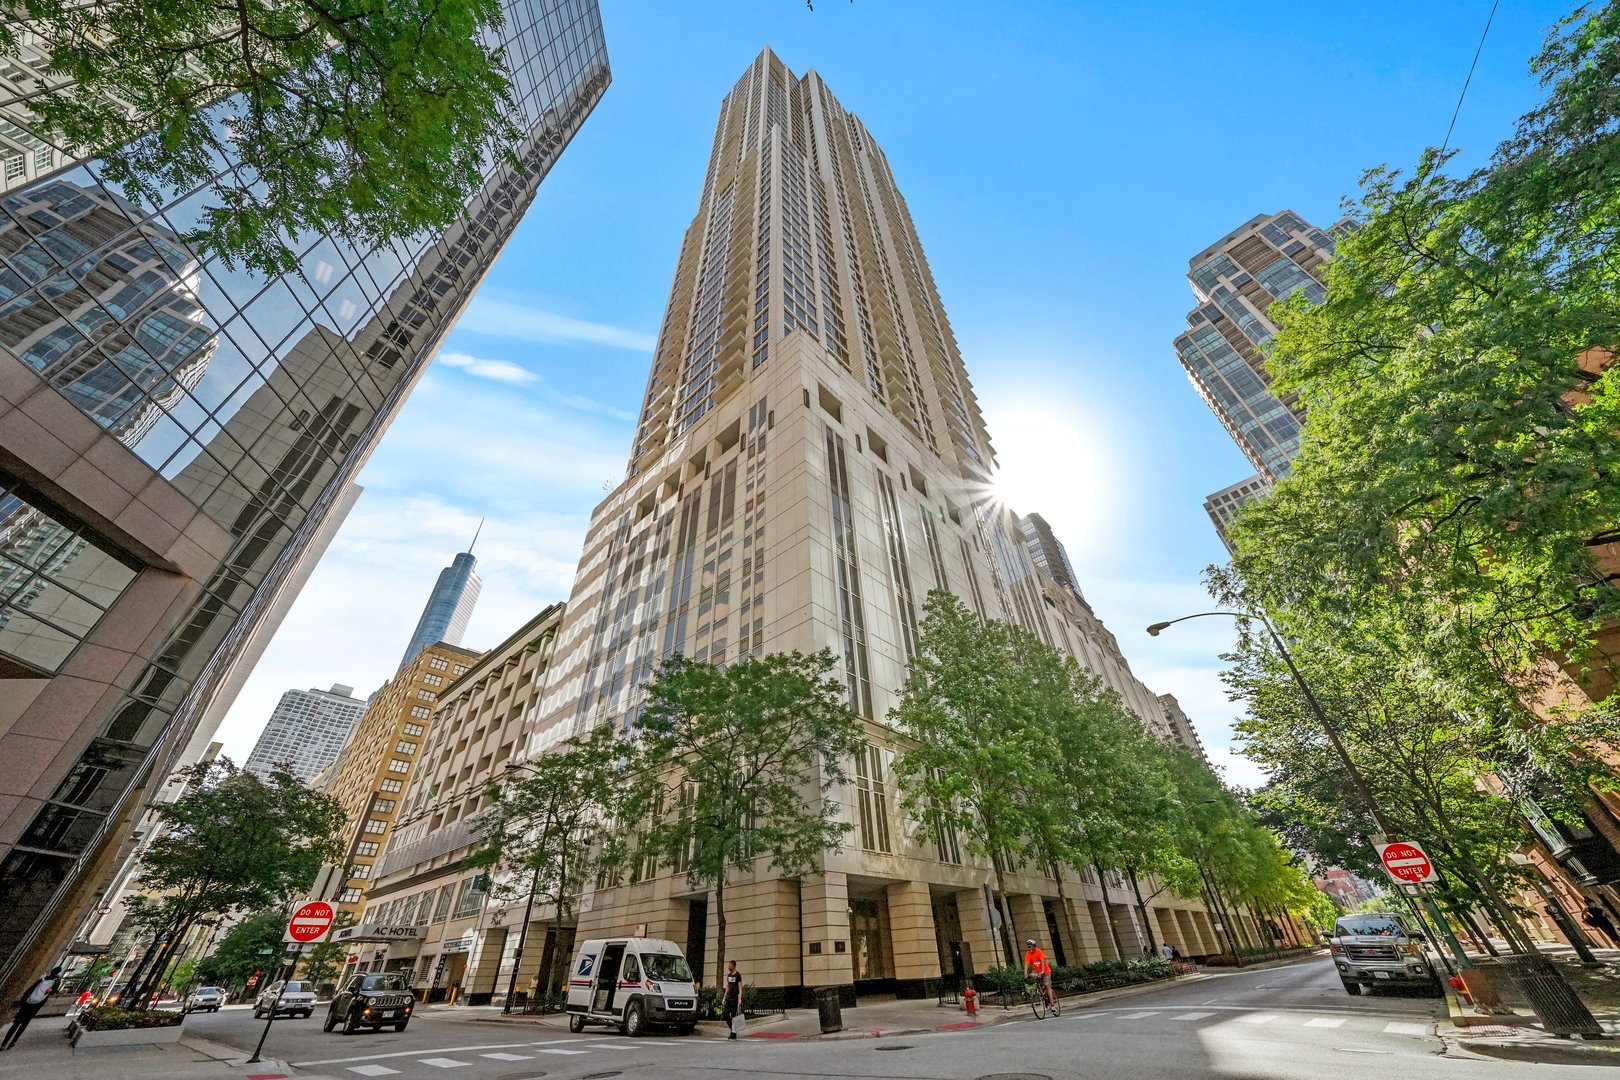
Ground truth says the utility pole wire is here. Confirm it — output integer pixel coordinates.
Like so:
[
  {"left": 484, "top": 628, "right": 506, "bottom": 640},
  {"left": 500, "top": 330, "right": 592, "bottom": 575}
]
[{"left": 1441, "top": 0, "right": 1501, "bottom": 154}]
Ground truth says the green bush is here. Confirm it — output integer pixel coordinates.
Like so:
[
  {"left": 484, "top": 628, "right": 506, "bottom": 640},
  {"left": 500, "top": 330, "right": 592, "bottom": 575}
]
[
  {"left": 972, "top": 964, "right": 1028, "bottom": 999},
  {"left": 695, "top": 985, "right": 720, "bottom": 1019},
  {"left": 78, "top": 1006, "right": 184, "bottom": 1031}
]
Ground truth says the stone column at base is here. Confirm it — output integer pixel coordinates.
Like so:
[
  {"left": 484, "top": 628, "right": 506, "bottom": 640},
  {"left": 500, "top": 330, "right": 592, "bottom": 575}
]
[
  {"left": 800, "top": 872, "right": 851, "bottom": 999},
  {"left": 886, "top": 879, "right": 940, "bottom": 995},
  {"left": 955, "top": 886, "right": 1005, "bottom": 975}
]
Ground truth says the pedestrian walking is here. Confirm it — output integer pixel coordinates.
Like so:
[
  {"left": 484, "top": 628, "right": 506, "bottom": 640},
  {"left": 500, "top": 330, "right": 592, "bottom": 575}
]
[
  {"left": 1582, "top": 903, "right": 1619, "bottom": 949},
  {"left": 1159, "top": 941, "right": 1174, "bottom": 961},
  {"left": 2, "top": 966, "right": 61, "bottom": 1050},
  {"left": 721, "top": 960, "right": 743, "bottom": 1040}
]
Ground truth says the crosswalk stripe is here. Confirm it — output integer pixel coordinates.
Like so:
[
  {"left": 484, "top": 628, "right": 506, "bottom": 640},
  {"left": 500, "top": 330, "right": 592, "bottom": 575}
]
[
  {"left": 1118, "top": 1011, "right": 1160, "bottom": 1019},
  {"left": 1170, "top": 1011, "right": 1215, "bottom": 1020},
  {"left": 1383, "top": 1022, "right": 1429, "bottom": 1036},
  {"left": 346, "top": 1067, "right": 400, "bottom": 1077},
  {"left": 482, "top": 1052, "right": 534, "bottom": 1060},
  {"left": 1305, "top": 1018, "right": 1346, "bottom": 1028},
  {"left": 1237, "top": 1013, "right": 1278, "bottom": 1024},
  {"left": 538, "top": 1048, "right": 592, "bottom": 1055},
  {"left": 419, "top": 1058, "right": 471, "bottom": 1068},
  {"left": 585, "top": 1043, "right": 646, "bottom": 1050}
]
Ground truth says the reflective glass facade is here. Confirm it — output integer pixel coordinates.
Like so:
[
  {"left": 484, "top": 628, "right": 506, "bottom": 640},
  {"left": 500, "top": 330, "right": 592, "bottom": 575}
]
[
  {"left": 399, "top": 550, "right": 483, "bottom": 669},
  {"left": 0, "top": 0, "right": 608, "bottom": 985},
  {"left": 1173, "top": 210, "right": 1346, "bottom": 481}
]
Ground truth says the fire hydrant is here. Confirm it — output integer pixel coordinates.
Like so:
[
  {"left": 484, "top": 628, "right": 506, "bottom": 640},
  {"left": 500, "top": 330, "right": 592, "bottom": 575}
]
[
  {"left": 963, "top": 985, "right": 977, "bottom": 1016},
  {"left": 1447, "top": 976, "right": 1473, "bottom": 1005}
]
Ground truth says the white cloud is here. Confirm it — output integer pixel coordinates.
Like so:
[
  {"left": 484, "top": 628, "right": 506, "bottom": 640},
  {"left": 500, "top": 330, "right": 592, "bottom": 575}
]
[
  {"left": 459, "top": 295, "right": 656, "bottom": 352},
  {"left": 436, "top": 351, "right": 537, "bottom": 384}
]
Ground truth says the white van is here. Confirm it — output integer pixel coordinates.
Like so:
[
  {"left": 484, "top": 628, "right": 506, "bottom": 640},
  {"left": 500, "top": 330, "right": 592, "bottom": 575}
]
[{"left": 564, "top": 937, "right": 698, "bottom": 1036}]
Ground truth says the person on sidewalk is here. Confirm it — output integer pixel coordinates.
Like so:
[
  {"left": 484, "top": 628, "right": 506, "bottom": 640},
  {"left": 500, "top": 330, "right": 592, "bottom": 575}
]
[
  {"left": 722, "top": 960, "right": 743, "bottom": 1040},
  {"left": 2, "top": 966, "right": 61, "bottom": 1050},
  {"left": 1582, "top": 903, "right": 1619, "bottom": 948},
  {"left": 1159, "top": 941, "right": 1174, "bottom": 961}
]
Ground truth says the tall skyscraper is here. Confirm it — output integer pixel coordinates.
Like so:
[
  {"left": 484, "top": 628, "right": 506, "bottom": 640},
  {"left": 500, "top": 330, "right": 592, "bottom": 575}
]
[
  {"left": 1172, "top": 210, "right": 1347, "bottom": 541},
  {"left": 1019, "top": 512, "right": 1082, "bottom": 600},
  {"left": 399, "top": 546, "right": 483, "bottom": 669},
  {"left": 0, "top": 0, "right": 609, "bottom": 996},
  {"left": 241, "top": 683, "right": 367, "bottom": 783},
  {"left": 510, "top": 49, "right": 1233, "bottom": 1004}
]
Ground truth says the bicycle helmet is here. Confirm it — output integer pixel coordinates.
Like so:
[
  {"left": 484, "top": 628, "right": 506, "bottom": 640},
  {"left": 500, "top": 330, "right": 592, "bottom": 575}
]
[{"left": 1027, "top": 939, "right": 1037, "bottom": 947}]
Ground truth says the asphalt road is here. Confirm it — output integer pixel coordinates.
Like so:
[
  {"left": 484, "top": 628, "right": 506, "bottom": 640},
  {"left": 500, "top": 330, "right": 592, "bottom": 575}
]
[{"left": 180, "top": 957, "right": 1549, "bottom": 1079}]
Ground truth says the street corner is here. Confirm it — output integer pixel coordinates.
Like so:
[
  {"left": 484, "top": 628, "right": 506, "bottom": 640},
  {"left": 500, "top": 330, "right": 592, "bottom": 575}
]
[{"left": 1450, "top": 1031, "right": 1620, "bottom": 1067}]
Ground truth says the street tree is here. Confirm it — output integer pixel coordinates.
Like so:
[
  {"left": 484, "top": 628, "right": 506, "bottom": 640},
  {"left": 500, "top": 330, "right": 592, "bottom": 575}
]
[
  {"left": 121, "top": 758, "right": 346, "bottom": 1008},
  {"left": 0, "top": 1, "right": 519, "bottom": 274},
  {"left": 1225, "top": 1, "right": 1620, "bottom": 699},
  {"left": 299, "top": 912, "right": 355, "bottom": 987},
  {"left": 196, "top": 910, "right": 286, "bottom": 992},
  {"left": 628, "top": 650, "right": 865, "bottom": 981},
  {"left": 468, "top": 723, "right": 632, "bottom": 1001},
  {"left": 891, "top": 591, "right": 1050, "bottom": 956}
]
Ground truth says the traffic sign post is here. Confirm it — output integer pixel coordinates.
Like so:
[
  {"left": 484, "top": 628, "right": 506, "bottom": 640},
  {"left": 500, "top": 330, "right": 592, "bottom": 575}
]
[
  {"left": 250, "top": 901, "right": 334, "bottom": 1064},
  {"left": 1377, "top": 841, "right": 1438, "bottom": 885},
  {"left": 284, "top": 899, "right": 336, "bottom": 944}
]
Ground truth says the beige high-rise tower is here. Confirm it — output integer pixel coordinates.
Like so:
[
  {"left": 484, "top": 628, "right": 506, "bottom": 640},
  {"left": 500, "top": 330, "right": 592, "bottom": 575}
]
[{"left": 519, "top": 48, "right": 1235, "bottom": 1003}]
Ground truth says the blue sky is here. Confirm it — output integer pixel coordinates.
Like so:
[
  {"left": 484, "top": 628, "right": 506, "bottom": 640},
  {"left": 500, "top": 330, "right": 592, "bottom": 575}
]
[{"left": 213, "top": 0, "right": 1572, "bottom": 785}]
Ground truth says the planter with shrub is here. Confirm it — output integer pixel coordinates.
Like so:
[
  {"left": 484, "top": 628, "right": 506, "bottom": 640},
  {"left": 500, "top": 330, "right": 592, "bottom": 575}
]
[{"left": 72, "top": 1006, "right": 186, "bottom": 1049}]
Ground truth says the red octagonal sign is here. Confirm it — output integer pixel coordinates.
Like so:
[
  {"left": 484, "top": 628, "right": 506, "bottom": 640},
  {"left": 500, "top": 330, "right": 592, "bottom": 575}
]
[
  {"left": 285, "top": 899, "right": 335, "bottom": 944},
  {"left": 1377, "top": 841, "right": 1437, "bottom": 884}
]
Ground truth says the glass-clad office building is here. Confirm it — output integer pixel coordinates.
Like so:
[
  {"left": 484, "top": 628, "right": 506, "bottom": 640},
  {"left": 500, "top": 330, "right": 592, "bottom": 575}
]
[{"left": 0, "top": 0, "right": 608, "bottom": 989}]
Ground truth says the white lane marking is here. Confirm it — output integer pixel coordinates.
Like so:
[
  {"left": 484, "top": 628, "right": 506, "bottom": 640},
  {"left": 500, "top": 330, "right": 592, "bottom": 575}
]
[
  {"left": 420, "top": 1059, "right": 472, "bottom": 1069},
  {"left": 1237, "top": 1013, "right": 1278, "bottom": 1024},
  {"left": 1170, "top": 1011, "right": 1215, "bottom": 1020},
  {"left": 1336, "top": 1048, "right": 1394, "bottom": 1055},
  {"left": 538, "top": 1048, "right": 592, "bottom": 1055},
  {"left": 586, "top": 1042, "right": 646, "bottom": 1050},
  {"left": 292, "top": 1040, "right": 550, "bottom": 1066},
  {"left": 1384, "top": 1022, "right": 1430, "bottom": 1036},
  {"left": 346, "top": 1068, "right": 400, "bottom": 1078},
  {"left": 1118, "top": 1011, "right": 1161, "bottom": 1019},
  {"left": 482, "top": 1052, "right": 535, "bottom": 1060},
  {"left": 1305, "top": 1017, "right": 1347, "bottom": 1028}
]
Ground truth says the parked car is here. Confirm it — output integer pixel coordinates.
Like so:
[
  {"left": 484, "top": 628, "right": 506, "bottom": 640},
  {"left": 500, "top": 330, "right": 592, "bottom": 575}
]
[
  {"left": 564, "top": 936, "right": 698, "bottom": 1036},
  {"left": 254, "top": 979, "right": 316, "bottom": 1018},
  {"left": 323, "top": 973, "right": 415, "bottom": 1034},
  {"left": 184, "top": 986, "right": 224, "bottom": 1013},
  {"left": 1328, "top": 912, "right": 1440, "bottom": 996}
]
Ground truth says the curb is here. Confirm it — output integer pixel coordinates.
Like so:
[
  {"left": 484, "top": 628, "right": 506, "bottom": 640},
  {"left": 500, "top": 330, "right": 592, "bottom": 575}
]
[{"left": 1456, "top": 1036, "right": 1620, "bottom": 1067}]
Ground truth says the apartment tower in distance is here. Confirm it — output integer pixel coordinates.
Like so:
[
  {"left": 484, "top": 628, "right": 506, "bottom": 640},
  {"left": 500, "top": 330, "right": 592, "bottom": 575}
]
[
  {"left": 513, "top": 49, "right": 1238, "bottom": 1005},
  {"left": 241, "top": 683, "right": 367, "bottom": 783},
  {"left": 0, "top": 0, "right": 609, "bottom": 997},
  {"left": 1172, "top": 210, "right": 1346, "bottom": 545},
  {"left": 399, "top": 541, "right": 484, "bottom": 669}
]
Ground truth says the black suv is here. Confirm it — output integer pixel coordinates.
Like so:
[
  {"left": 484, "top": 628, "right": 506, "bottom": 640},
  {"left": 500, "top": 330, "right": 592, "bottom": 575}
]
[{"left": 323, "top": 973, "right": 415, "bottom": 1034}]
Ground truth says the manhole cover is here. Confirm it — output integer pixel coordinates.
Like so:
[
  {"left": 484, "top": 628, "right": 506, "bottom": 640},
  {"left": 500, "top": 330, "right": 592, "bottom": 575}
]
[{"left": 875, "top": 1044, "right": 914, "bottom": 1051}]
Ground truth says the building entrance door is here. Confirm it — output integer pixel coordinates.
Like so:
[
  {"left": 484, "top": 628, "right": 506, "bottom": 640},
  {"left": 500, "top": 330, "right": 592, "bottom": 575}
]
[
  {"left": 932, "top": 893, "right": 963, "bottom": 979},
  {"left": 849, "top": 896, "right": 893, "bottom": 983}
]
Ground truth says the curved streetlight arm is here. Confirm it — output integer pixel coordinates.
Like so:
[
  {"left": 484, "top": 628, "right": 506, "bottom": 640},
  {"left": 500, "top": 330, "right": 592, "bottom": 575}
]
[{"left": 1145, "top": 608, "right": 1396, "bottom": 838}]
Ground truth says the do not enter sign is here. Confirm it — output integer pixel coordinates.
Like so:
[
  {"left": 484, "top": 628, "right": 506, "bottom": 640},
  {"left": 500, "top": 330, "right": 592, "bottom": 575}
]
[
  {"left": 284, "top": 899, "right": 335, "bottom": 944},
  {"left": 1377, "top": 841, "right": 1438, "bottom": 884}
]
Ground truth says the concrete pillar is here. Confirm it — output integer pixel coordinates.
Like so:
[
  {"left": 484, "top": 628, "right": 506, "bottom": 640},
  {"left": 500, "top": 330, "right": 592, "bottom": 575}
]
[
  {"left": 887, "top": 879, "right": 940, "bottom": 985},
  {"left": 801, "top": 872, "right": 852, "bottom": 989},
  {"left": 955, "top": 886, "right": 1005, "bottom": 974},
  {"left": 1191, "top": 909, "right": 1220, "bottom": 954},
  {"left": 1008, "top": 893, "right": 1047, "bottom": 957},
  {"left": 1064, "top": 896, "right": 1106, "bottom": 963},
  {"left": 1087, "top": 900, "right": 1120, "bottom": 960},
  {"left": 467, "top": 926, "right": 508, "bottom": 997}
]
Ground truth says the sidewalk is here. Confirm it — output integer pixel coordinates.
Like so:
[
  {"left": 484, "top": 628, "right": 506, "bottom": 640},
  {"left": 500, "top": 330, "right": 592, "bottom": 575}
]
[
  {"left": 0, "top": 1019, "right": 296, "bottom": 1080},
  {"left": 1442, "top": 943, "right": 1620, "bottom": 1065}
]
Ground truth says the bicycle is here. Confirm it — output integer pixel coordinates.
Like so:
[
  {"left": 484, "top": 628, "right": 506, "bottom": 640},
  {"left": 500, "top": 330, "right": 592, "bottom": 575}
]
[{"left": 1025, "top": 975, "right": 1061, "bottom": 1020}]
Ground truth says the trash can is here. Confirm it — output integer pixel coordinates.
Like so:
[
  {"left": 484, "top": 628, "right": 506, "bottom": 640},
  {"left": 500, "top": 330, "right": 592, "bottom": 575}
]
[
  {"left": 814, "top": 986, "right": 843, "bottom": 1034},
  {"left": 1495, "top": 954, "right": 1604, "bottom": 1037}
]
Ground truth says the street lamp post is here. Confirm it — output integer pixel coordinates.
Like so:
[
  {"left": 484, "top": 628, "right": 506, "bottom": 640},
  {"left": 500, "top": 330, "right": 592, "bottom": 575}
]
[{"left": 1148, "top": 610, "right": 1471, "bottom": 972}]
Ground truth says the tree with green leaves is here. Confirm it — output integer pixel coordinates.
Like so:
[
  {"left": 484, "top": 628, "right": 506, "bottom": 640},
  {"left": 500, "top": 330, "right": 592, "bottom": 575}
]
[
  {"left": 120, "top": 758, "right": 345, "bottom": 1008},
  {"left": 1, "top": 1, "right": 519, "bottom": 274},
  {"left": 627, "top": 650, "right": 865, "bottom": 981},
  {"left": 891, "top": 591, "right": 1051, "bottom": 956},
  {"left": 196, "top": 910, "right": 286, "bottom": 992},
  {"left": 468, "top": 723, "right": 631, "bottom": 1001},
  {"left": 1226, "top": 1, "right": 1620, "bottom": 706}
]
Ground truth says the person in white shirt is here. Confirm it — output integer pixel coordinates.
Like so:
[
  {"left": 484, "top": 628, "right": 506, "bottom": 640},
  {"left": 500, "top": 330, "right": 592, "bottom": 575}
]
[{"left": 2, "top": 967, "right": 61, "bottom": 1050}]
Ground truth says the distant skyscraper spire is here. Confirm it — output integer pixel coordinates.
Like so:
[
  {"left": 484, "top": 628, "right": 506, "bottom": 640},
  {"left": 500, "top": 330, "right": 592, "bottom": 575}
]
[{"left": 399, "top": 542, "right": 484, "bottom": 669}]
